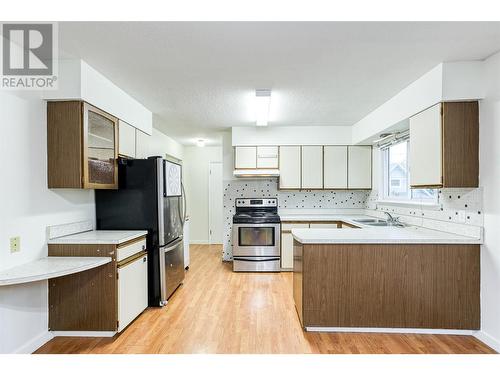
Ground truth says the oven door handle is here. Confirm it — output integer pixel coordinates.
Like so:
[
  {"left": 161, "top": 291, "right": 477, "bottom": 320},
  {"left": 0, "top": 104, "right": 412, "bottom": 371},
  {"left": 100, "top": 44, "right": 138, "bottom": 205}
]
[{"left": 233, "top": 257, "right": 280, "bottom": 262}]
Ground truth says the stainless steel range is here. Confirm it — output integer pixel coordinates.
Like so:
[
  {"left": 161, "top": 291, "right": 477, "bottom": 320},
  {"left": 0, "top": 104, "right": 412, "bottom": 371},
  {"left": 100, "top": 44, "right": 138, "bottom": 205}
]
[{"left": 232, "top": 198, "right": 281, "bottom": 272}]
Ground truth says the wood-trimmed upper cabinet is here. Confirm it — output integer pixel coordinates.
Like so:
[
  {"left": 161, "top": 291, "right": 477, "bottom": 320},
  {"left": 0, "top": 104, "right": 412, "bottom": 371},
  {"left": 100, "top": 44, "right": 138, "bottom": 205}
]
[
  {"left": 234, "top": 146, "right": 257, "bottom": 169},
  {"left": 279, "top": 146, "right": 301, "bottom": 189},
  {"left": 118, "top": 120, "right": 136, "bottom": 158},
  {"left": 409, "top": 101, "right": 479, "bottom": 188},
  {"left": 323, "top": 146, "right": 348, "bottom": 189},
  {"left": 256, "top": 146, "right": 279, "bottom": 168},
  {"left": 347, "top": 146, "right": 372, "bottom": 189},
  {"left": 47, "top": 101, "right": 119, "bottom": 189},
  {"left": 301, "top": 146, "right": 323, "bottom": 189}
]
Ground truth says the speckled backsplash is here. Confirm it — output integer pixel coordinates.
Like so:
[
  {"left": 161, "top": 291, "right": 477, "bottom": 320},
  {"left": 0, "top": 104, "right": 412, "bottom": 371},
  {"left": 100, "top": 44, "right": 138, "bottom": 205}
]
[
  {"left": 221, "top": 179, "right": 484, "bottom": 261},
  {"left": 365, "top": 188, "right": 483, "bottom": 238},
  {"left": 222, "top": 178, "right": 370, "bottom": 261}
]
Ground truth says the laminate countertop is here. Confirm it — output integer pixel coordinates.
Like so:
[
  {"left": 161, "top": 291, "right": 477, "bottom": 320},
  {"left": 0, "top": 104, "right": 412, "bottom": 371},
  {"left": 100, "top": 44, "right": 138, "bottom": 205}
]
[
  {"left": 48, "top": 230, "right": 148, "bottom": 245},
  {"left": 0, "top": 257, "right": 111, "bottom": 286},
  {"left": 291, "top": 225, "right": 482, "bottom": 245}
]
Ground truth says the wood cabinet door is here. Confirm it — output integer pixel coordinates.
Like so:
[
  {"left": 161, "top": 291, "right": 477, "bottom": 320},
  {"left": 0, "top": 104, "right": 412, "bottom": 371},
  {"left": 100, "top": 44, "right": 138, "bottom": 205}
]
[
  {"left": 323, "top": 146, "right": 348, "bottom": 189},
  {"left": 118, "top": 120, "right": 136, "bottom": 158},
  {"left": 301, "top": 146, "right": 323, "bottom": 189},
  {"left": 256, "top": 146, "right": 279, "bottom": 168},
  {"left": 409, "top": 103, "right": 442, "bottom": 187},
  {"left": 234, "top": 146, "right": 257, "bottom": 169},
  {"left": 279, "top": 146, "right": 301, "bottom": 189},
  {"left": 347, "top": 146, "right": 372, "bottom": 189},
  {"left": 82, "top": 103, "right": 118, "bottom": 189}
]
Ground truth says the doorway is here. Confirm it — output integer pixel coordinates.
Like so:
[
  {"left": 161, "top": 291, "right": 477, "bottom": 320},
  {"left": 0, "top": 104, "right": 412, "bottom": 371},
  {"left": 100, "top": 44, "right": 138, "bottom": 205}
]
[{"left": 208, "top": 161, "right": 223, "bottom": 244}]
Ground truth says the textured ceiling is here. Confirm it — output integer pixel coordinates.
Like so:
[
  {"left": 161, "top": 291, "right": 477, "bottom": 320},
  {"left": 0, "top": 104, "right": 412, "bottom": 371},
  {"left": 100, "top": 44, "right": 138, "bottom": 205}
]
[{"left": 58, "top": 22, "right": 500, "bottom": 145}]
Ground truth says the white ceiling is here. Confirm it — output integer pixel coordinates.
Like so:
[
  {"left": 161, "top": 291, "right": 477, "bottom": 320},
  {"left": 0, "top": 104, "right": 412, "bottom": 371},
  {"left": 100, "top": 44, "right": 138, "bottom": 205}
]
[{"left": 58, "top": 22, "right": 500, "bottom": 145}]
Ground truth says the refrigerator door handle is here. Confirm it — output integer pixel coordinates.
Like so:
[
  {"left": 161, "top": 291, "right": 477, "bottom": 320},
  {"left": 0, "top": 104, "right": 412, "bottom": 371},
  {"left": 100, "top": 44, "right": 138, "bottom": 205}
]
[
  {"left": 157, "top": 158, "right": 166, "bottom": 247},
  {"left": 180, "top": 182, "right": 187, "bottom": 226}
]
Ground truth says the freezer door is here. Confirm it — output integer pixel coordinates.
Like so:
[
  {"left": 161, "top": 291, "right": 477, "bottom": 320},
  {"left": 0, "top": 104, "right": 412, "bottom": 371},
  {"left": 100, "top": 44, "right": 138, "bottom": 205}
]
[{"left": 159, "top": 237, "right": 185, "bottom": 302}]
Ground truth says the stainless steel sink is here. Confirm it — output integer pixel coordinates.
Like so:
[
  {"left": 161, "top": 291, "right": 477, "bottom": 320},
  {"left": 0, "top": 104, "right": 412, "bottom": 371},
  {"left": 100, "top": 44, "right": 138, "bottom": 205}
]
[
  {"left": 353, "top": 218, "right": 406, "bottom": 227},
  {"left": 367, "top": 222, "right": 391, "bottom": 226}
]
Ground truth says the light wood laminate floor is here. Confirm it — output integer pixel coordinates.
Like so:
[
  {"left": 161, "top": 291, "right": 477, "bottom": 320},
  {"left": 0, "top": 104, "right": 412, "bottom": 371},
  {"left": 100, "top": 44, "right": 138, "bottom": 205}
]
[{"left": 36, "top": 245, "right": 495, "bottom": 354}]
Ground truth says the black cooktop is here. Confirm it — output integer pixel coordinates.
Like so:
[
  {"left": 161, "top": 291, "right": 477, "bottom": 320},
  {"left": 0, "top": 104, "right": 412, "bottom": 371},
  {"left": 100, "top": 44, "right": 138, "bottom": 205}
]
[
  {"left": 233, "top": 211, "right": 281, "bottom": 224},
  {"left": 233, "top": 198, "right": 281, "bottom": 224}
]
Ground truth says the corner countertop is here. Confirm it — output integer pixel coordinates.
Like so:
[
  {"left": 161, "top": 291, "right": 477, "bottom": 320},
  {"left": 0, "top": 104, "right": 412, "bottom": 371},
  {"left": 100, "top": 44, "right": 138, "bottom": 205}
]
[
  {"left": 0, "top": 257, "right": 111, "bottom": 286},
  {"left": 279, "top": 210, "right": 482, "bottom": 245},
  {"left": 292, "top": 225, "right": 482, "bottom": 245},
  {"left": 48, "top": 230, "right": 148, "bottom": 245}
]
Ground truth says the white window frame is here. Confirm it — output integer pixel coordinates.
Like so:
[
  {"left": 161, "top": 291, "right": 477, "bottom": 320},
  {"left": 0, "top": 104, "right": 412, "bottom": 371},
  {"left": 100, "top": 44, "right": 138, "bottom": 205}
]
[{"left": 379, "top": 140, "right": 439, "bottom": 207}]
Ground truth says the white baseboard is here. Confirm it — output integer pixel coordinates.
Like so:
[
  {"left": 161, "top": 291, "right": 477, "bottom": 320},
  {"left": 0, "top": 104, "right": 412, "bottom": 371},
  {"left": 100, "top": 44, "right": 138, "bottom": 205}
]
[
  {"left": 305, "top": 327, "right": 477, "bottom": 335},
  {"left": 14, "top": 331, "right": 54, "bottom": 354},
  {"left": 474, "top": 330, "right": 500, "bottom": 353},
  {"left": 51, "top": 331, "right": 116, "bottom": 337}
]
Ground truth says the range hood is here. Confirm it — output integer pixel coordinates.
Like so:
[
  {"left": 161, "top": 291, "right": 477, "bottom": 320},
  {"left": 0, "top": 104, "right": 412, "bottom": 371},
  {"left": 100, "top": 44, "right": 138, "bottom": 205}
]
[{"left": 233, "top": 169, "right": 280, "bottom": 178}]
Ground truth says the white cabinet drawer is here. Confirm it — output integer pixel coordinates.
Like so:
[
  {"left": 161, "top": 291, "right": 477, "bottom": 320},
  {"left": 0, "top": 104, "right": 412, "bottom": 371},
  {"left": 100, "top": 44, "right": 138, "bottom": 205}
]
[
  {"left": 117, "top": 237, "right": 147, "bottom": 262},
  {"left": 118, "top": 254, "right": 148, "bottom": 332},
  {"left": 309, "top": 223, "right": 339, "bottom": 228},
  {"left": 257, "top": 146, "right": 279, "bottom": 168},
  {"left": 281, "top": 223, "right": 310, "bottom": 231}
]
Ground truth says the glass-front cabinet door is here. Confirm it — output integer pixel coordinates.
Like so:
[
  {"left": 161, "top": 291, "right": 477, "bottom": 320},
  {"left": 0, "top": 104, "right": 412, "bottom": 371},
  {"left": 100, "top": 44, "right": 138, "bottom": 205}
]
[{"left": 82, "top": 103, "right": 119, "bottom": 189}]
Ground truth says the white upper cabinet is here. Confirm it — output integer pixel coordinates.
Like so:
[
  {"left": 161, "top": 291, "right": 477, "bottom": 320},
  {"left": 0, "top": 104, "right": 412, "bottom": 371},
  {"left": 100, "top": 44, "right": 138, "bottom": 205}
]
[
  {"left": 301, "top": 146, "right": 323, "bottom": 189},
  {"left": 347, "top": 146, "right": 372, "bottom": 189},
  {"left": 234, "top": 146, "right": 257, "bottom": 169},
  {"left": 409, "top": 103, "right": 442, "bottom": 187},
  {"left": 118, "top": 120, "right": 136, "bottom": 158},
  {"left": 323, "top": 146, "right": 348, "bottom": 189},
  {"left": 256, "top": 146, "right": 279, "bottom": 168},
  {"left": 279, "top": 146, "right": 301, "bottom": 189},
  {"left": 135, "top": 129, "right": 150, "bottom": 159}
]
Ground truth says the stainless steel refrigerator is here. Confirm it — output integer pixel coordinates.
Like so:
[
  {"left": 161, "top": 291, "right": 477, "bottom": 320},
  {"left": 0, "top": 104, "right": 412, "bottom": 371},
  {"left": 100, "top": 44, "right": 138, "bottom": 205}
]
[{"left": 96, "top": 157, "right": 186, "bottom": 306}]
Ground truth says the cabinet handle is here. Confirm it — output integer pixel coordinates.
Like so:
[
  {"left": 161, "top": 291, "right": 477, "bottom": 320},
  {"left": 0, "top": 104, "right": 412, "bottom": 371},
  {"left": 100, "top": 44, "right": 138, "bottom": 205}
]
[{"left": 143, "top": 257, "right": 147, "bottom": 262}]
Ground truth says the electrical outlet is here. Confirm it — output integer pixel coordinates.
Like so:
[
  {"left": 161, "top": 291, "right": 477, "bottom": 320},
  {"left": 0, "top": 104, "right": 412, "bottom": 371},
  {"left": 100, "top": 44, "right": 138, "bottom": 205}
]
[{"left": 10, "top": 236, "right": 20, "bottom": 253}]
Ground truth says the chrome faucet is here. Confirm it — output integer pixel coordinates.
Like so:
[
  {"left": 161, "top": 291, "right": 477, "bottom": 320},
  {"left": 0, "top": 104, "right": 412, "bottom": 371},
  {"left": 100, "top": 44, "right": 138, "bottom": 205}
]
[{"left": 384, "top": 212, "right": 404, "bottom": 227}]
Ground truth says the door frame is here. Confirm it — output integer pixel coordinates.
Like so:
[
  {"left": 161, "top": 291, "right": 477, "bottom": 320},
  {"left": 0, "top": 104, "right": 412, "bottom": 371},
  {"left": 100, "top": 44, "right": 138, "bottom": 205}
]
[{"left": 208, "top": 161, "right": 223, "bottom": 244}]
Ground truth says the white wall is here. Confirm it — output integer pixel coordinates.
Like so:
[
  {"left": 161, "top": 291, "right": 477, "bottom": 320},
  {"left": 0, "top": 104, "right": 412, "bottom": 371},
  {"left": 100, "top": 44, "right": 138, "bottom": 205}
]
[
  {"left": 44, "top": 60, "right": 153, "bottom": 134},
  {"left": 183, "top": 146, "right": 223, "bottom": 243},
  {"left": 0, "top": 92, "right": 95, "bottom": 353},
  {"left": 232, "top": 125, "right": 352, "bottom": 146},
  {"left": 352, "top": 62, "right": 485, "bottom": 144},
  {"left": 149, "top": 128, "right": 184, "bottom": 161},
  {"left": 477, "top": 51, "right": 500, "bottom": 352}
]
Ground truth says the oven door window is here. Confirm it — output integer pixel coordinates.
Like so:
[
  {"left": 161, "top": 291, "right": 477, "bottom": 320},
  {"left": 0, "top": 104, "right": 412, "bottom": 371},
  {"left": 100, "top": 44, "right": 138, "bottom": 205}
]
[{"left": 238, "top": 227, "right": 275, "bottom": 247}]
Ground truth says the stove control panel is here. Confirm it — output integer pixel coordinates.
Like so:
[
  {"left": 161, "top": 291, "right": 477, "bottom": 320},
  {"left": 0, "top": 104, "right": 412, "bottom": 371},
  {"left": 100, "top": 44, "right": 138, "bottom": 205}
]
[{"left": 235, "top": 198, "right": 278, "bottom": 207}]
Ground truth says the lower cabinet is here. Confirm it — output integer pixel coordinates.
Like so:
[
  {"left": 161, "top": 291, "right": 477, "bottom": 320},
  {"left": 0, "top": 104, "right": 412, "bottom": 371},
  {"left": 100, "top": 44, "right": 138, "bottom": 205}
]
[
  {"left": 48, "top": 236, "right": 148, "bottom": 333},
  {"left": 281, "top": 221, "right": 359, "bottom": 270},
  {"left": 281, "top": 222, "right": 309, "bottom": 269},
  {"left": 117, "top": 253, "right": 148, "bottom": 332}
]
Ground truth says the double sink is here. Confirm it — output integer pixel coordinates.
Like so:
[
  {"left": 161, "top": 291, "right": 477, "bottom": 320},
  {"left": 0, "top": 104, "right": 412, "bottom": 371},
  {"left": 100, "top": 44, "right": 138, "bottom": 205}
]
[{"left": 353, "top": 218, "right": 405, "bottom": 227}]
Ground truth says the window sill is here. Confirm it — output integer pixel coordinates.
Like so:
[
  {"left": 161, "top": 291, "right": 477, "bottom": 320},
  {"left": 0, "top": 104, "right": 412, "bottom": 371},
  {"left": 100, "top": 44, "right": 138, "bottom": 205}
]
[{"left": 376, "top": 200, "right": 441, "bottom": 210}]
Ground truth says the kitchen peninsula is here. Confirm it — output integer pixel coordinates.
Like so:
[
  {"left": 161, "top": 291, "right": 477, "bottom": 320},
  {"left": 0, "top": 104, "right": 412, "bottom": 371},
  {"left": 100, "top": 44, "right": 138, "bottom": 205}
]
[{"left": 292, "top": 225, "right": 481, "bottom": 331}]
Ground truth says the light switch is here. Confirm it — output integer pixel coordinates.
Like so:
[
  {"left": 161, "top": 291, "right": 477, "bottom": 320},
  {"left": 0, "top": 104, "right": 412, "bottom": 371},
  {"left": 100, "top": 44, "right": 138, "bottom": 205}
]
[{"left": 10, "top": 236, "right": 20, "bottom": 253}]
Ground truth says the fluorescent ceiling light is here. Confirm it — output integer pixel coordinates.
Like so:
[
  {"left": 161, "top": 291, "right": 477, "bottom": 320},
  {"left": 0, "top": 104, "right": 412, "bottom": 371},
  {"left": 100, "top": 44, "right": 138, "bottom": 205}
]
[
  {"left": 196, "top": 139, "right": 205, "bottom": 147},
  {"left": 255, "top": 89, "right": 271, "bottom": 126}
]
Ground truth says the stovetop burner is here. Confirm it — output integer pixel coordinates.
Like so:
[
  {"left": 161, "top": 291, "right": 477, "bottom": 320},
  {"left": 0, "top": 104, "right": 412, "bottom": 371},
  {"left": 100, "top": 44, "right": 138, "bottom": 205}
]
[{"left": 232, "top": 198, "right": 280, "bottom": 224}]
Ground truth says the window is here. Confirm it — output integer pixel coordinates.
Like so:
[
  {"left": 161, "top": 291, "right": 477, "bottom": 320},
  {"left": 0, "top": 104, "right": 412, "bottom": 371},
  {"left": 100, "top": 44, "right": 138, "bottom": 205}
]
[{"left": 383, "top": 140, "right": 437, "bottom": 203}]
